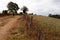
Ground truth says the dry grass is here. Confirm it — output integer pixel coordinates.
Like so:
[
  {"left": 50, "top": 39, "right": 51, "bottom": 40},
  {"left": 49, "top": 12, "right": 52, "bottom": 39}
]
[
  {"left": 7, "top": 15, "right": 60, "bottom": 40},
  {"left": 32, "top": 15, "right": 60, "bottom": 40},
  {"left": 33, "top": 15, "right": 60, "bottom": 33}
]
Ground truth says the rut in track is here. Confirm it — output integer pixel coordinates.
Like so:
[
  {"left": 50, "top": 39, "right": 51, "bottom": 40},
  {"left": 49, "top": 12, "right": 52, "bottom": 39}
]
[
  {"left": 0, "top": 16, "right": 16, "bottom": 27},
  {"left": 0, "top": 16, "right": 22, "bottom": 40}
]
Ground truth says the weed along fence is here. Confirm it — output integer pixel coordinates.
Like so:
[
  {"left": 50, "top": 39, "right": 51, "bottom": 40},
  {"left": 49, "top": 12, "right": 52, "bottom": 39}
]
[{"left": 23, "top": 14, "right": 59, "bottom": 40}]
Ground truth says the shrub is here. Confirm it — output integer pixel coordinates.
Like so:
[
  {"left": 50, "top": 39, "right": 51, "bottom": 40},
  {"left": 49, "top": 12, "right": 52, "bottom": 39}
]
[{"left": 2, "top": 10, "right": 8, "bottom": 15}]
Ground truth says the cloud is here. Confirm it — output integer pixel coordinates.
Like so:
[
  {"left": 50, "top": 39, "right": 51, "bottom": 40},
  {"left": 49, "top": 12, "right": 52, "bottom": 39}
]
[
  {"left": 53, "top": 0, "right": 60, "bottom": 2},
  {"left": 0, "top": 0, "right": 60, "bottom": 16},
  {"left": 32, "top": 0, "right": 60, "bottom": 16}
]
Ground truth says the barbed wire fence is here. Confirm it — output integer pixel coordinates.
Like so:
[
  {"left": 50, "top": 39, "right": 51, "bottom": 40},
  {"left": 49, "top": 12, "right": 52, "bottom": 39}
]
[
  {"left": 23, "top": 14, "right": 57, "bottom": 40},
  {"left": 23, "top": 14, "right": 44, "bottom": 40}
]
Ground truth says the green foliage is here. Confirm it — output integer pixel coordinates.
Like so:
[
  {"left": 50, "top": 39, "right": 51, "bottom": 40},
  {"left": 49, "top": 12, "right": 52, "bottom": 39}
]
[
  {"left": 19, "top": 12, "right": 23, "bottom": 15},
  {"left": 2, "top": 10, "right": 8, "bottom": 15},
  {"left": 21, "top": 6, "right": 28, "bottom": 13},
  {"left": 48, "top": 14, "right": 52, "bottom": 17},
  {"left": 7, "top": 2, "right": 19, "bottom": 13}
]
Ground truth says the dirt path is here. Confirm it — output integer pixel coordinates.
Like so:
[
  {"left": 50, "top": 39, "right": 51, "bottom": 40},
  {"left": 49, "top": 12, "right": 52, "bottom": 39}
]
[
  {"left": 0, "top": 16, "right": 22, "bottom": 40},
  {"left": 0, "top": 15, "right": 13, "bottom": 20},
  {"left": 0, "top": 16, "right": 16, "bottom": 27}
]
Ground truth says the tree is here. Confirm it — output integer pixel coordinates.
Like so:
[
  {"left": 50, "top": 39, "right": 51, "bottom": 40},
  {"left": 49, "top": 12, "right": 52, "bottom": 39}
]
[
  {"left": 7, "top": 2, "right": 19, "bottom": 15},
  {"left": 2, "top": 10, "right": 8, "bottom": 15},
  {"left": 21, "top": 6, "right": 28, "bottom": 14},
  {"left": 49, "top": 14, "right": 52, "bottom": 17}
]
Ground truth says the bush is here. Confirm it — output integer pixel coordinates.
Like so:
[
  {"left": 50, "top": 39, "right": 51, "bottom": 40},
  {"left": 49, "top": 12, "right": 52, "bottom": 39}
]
[
  {"left": 19, "top": 12, "right": 23, "bottom": 15},
  {"left": 48, "top": 14, "right": 60, "bottom": 19},
  {"left": 2, "top": 10, "right": 8, "bottom": 15},
  {"left": 48, "top": 14, "right": 52, "bottom": 17},
  {"left": 29, "top": 13, "right": 33, "bottom": 15}
]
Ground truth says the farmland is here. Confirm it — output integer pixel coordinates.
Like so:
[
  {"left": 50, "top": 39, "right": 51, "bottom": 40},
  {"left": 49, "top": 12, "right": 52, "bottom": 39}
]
[{"left": 0, "top": 15, "right": 60, "bottom": 40}]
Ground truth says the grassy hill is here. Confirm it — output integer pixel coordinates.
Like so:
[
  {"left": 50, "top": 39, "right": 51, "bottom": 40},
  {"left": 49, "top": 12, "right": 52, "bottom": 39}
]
[
  {"left": 7, "top": 15, "right": 60, "bottom": 40},
  {"left": 33, "top": 15, "right": 60, "bottom": 33}
]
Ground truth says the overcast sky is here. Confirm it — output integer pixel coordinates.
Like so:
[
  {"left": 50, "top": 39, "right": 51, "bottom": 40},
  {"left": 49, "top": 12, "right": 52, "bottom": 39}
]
[{"left": 0, "top": 0, "right": 60, "bottom": 16}]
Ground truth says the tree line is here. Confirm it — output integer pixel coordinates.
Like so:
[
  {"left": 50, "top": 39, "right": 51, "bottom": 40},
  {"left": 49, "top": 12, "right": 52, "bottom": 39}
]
[
  {"left": 0, "top": 2, "right": 29, "bottom": 16},
  {"left": 48, "top": 14, "right": 60, "bottom": 19}
]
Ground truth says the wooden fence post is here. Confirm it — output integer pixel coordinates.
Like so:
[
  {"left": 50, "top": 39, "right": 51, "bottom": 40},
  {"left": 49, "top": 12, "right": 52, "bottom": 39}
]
[{"left": 37, "top": 30, "right": 42, "bottom": 40}]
